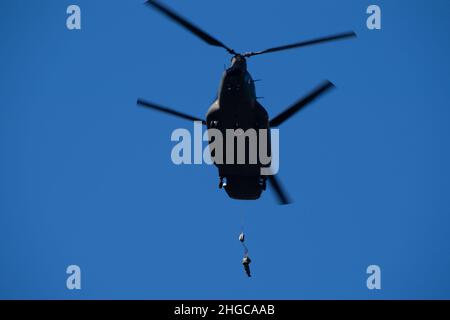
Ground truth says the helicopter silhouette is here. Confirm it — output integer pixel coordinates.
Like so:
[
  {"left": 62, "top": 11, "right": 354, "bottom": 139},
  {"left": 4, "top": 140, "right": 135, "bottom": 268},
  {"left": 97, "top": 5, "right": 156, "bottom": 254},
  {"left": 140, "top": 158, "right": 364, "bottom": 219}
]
[{"left": 137, "top": 0, "right": 356, "bottom": 204}]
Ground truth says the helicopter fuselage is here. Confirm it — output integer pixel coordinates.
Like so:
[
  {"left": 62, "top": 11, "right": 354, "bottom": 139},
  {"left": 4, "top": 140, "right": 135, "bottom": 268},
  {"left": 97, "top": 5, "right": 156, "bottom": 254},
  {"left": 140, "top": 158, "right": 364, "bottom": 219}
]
[{"left": 206, "top": 58, "right": 270, "bottom": 200}]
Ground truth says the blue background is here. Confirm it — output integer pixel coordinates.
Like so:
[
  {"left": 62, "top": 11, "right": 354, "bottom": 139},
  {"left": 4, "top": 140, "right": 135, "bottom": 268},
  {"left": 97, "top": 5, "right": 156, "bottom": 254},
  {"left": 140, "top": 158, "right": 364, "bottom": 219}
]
[{"left": 1, "top": 0, "right": 450, "bottom": 299}]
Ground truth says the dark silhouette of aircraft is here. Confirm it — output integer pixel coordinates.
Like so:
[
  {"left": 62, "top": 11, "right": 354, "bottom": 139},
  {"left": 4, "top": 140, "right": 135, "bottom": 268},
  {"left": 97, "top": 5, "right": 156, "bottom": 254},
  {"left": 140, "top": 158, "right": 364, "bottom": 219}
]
[{"left": 137, "top": 0, "right": 356, "bottom": 204}]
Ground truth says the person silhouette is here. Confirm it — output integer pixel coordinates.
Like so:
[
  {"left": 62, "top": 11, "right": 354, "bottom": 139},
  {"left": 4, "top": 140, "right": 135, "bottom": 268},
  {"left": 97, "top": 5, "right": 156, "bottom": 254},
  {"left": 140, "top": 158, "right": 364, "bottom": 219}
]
[
  {"left": 242, "top": 255, "right": 252, "bottom": 277},
  {"left": 239, "top": 232, "right": 252, "bottom": 277}
]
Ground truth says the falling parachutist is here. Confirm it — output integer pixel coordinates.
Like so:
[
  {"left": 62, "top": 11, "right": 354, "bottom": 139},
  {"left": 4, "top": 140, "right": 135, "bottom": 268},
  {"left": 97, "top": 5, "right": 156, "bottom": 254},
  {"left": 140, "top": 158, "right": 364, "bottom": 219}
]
[{"left": 239, "top": 232, "right": 251, "bottom": 277}]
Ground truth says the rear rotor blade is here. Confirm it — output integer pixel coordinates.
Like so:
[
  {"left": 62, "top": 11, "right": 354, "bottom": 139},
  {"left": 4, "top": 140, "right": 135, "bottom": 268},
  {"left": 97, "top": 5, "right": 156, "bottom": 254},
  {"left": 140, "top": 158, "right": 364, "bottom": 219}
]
[
  {"left": 269, "top": 81, "right": 335, "bottom": 127},
  {"left": 244, "top": 31, "right": 356, "bottom": 57},
  {"left": 145, "top": 0, "right": 235, "bottom": 54},
  {"left": 137, "top": 98, "right": 206, "bottom": 125},
  {"left": 268, "top": 175, "right": 291, "bottom": 205}
]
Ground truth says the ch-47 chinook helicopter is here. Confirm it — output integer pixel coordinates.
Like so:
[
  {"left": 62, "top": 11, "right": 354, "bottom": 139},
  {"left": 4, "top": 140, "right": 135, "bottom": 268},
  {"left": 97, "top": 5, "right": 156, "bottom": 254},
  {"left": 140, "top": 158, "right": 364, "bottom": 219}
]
[{"left": 137, "top": 0, "right": 356, "bottom": 205}]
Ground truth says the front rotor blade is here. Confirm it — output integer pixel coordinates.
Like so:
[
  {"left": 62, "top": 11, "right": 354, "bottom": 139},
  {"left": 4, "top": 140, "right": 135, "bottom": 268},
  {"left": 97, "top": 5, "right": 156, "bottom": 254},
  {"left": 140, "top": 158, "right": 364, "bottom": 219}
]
[
  {"left": 137, "top": 98, "right": 206, "bottom": 125},
  {"left": 268, "top": 175, "right": 291, "bottom": 205},
  {"left": 269, "top": 81, "right": 335, "bottom": 127},
  {"left": 145, "top": 0, "right": 235, "bottom": 54},
  {"left": 245, "top": 31, "right": 356, "bottom": 57}
]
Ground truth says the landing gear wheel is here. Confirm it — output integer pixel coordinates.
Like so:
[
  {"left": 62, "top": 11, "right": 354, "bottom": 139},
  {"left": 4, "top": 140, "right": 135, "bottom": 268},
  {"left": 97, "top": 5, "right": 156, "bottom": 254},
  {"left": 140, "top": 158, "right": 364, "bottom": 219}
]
[{"left": 261, "top": 178, "right": 267, "bottom": 191}]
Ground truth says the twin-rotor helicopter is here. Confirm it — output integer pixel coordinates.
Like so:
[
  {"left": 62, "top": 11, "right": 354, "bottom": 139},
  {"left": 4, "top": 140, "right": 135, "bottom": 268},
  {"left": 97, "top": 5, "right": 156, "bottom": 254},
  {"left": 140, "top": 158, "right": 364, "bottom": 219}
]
[{"left": 137, "top": 0, "right": 356, "bottom": 205}]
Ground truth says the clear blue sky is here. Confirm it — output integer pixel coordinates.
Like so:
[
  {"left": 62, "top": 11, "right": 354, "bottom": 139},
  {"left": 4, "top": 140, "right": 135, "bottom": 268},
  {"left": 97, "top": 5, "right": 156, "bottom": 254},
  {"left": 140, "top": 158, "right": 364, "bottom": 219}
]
[{"left": 1, "top": 0, "right": 450, "bottom": 299}]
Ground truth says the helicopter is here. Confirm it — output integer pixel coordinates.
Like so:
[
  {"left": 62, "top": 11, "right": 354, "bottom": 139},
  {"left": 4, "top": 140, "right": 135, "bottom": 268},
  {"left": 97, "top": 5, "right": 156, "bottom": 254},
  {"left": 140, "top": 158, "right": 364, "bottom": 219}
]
[{"left": 137, "top": 0, "right": 356, "bottom": 205}]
